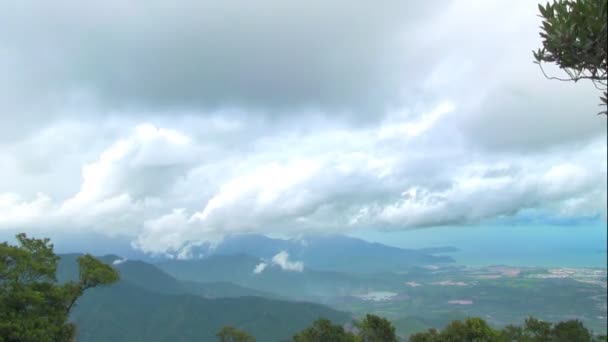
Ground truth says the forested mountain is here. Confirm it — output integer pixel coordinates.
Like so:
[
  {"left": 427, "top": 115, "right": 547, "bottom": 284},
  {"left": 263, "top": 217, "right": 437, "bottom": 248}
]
[
  {"left": 157, "top": 254, "right": 395, "bottom": 300},
  {"left": 72, "top": 284, "right": 350, "bottom": 342},
  {"left": 58, "top": 254, "right": 351, "bottom": 342}
]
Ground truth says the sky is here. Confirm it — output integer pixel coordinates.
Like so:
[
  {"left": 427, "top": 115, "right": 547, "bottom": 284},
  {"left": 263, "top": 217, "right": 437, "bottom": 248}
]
[{"left": 1, "top": 1, "right": 606, "bottom": 257}]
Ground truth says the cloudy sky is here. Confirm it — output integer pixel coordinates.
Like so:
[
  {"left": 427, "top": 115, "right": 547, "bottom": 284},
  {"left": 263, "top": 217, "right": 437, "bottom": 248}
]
[{"left": 1, "top": 1, "right": 606, "bottom": 256}]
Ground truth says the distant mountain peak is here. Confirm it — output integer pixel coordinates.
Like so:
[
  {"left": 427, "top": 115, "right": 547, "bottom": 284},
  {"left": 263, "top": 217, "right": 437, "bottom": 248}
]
[{"left": 156, "top": 233, "right": 454, "bottom": 274}]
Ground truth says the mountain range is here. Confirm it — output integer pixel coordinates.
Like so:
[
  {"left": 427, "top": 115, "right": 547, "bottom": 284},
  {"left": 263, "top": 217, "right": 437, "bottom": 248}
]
[
  {"left": 173, "top": 234, "right": 455, "bottom": 273},
  {"left": 59, "top": 254, "right": 350, "bottom": 342},
  {"left": 48, "top": 232, "right": 607, "bottom": 340},
  {"left": 53, "top": 234, "right": 459, "bottom": 341}
]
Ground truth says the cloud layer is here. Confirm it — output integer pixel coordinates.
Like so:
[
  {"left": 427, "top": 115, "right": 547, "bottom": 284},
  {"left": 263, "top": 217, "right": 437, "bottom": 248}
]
[{"left": 0, "top": 1, "right": 605, "bottom": 256}]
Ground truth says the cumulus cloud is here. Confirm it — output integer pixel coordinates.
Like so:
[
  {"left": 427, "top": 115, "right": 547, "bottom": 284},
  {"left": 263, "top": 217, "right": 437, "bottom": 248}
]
[
  {"left": 372, "top": 157, "right": 605, "bottom": 228},
  {"left": 60, "top": 123, "right": 194, "bottom": 212},
  {"left": 0, "top": 123, "right": 198, "bottom": 235},
  {"left": 2, "top": 109, "right": 605, "bottom": 255}
]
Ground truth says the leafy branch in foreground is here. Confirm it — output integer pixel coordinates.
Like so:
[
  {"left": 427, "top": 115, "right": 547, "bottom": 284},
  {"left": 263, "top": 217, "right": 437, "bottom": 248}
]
[
  {"left": 533, "top": 0, "right": 607, "bottom": 114},
  {"left": 0, "top": 233, "right": 119, "bottom": 342}
]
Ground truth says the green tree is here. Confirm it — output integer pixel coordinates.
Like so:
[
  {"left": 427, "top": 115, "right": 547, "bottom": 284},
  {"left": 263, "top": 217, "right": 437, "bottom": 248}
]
[
  {"left": 409, "top": 328, "right": 440, "bottom": 342},
  {"left": 551, "top": 320, "right": 591, "bottom": 342},
  {"left": 293, "top": 318, "right": 356, "bottom": 342},
  {"left": 533, "top": 0, "right": 607, "bottom": 114},
  {"left": 216, "top": 326, "right": 256, "bottom": 342},
  {"left": 438, "top": 317, "right": 499, "bottom": 342},
  {"left": 408, "top": 317, "right": 600, "bottom": 342},
  {"left": 498, "top": 324, "right": 524, "bottom": 342},
  {"left": 355, "top": 314, "right": 398, "bottom": 342},
  {"left": 407, "top": 318, "right": 499, "bottom": 342},
  {"left": 523, "top": 317, "right": 553, "bottom": 341},
  {"left": 0, "top": 233, "right": 119, "bottom": 342}
]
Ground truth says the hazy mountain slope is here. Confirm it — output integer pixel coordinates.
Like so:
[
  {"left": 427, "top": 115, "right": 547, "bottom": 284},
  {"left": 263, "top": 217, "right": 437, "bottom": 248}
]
[
  {"left": 182, "top": 280, "right": 276, "bottom": 299},
  {"left": 58, "top": 253, "right": 274, "bottom": 299},
  {"left": 156, "top": 254, "right": 405, "bottom": 300},
  {"left": 157, "top": 254, "right": 262, "bottom": 283},
  {"left": 59, "top": 254, "right": 351, "bottom": 341},
  {"left": 392, "top": 311, "right": 469, "bottom": 336},
  {"left": 191, "top": 234, "right": 454, "bottom": 273},
  {"left": 111, "top": 259, "right": 186, "bottom": 294},
  {"left": 289, "top": 235, "right": 454, "bottom": 272},
  {"left": 55, "top": 234, "right": 455, "bottom": 274},
  {"left": 72, "top": 283, "right": 351, "bottom": 342}
]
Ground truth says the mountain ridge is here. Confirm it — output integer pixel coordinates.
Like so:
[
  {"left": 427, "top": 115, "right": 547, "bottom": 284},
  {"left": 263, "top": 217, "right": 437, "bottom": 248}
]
[
  {"left": 179, "top": 233, "right": 455, "bottom": 273},
  {"left": 58, "top": 253, "right": 351, "bottom": 342}
]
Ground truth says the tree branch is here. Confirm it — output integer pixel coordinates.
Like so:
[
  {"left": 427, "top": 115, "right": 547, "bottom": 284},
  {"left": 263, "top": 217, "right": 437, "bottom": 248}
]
[{"left": 538, "top": 63, "right": 608, "bottom": 86}]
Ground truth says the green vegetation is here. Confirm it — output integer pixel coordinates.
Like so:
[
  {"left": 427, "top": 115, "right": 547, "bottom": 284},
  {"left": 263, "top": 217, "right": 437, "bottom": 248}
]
[
  {"left": 2, "top": 234, "right": 351, "bottom": 342},
  {"left": 292, "top": 318, "right": 356, "bottom": 342},
  {"left": 327, "top": 267, "right": 607, "bottom": 336},
  {"left": 60, "top": 255, "right": 351, "bottom": 341},
  {"left": 410, "top": 317, "right": 498, "bottom": 342},
  {"left": 217, "top": 316, "right": 608, "bottom": 342},
  {"left": 0, "top": 234, "right": 118, "bottom": 342},
  {"left": 217, "top": 326, "right": 256, "bottom": 342},
  {"left": 534, "top": 0, "right": 607, "bottom": 114},
  {"left": 291, "top": 314, "right": 399, "bottom": 342},
  {"left": 355, "top": 314, "right": 399, "bottom": 342},
  {"left": 293, "top": 316, "right": 604, "bottom": 342},
  {"left": 70, "top": 281, "right": 350, "bottom": 342},
  {"left": 409, "top": 316, "right": 604, "bottom": 342}
]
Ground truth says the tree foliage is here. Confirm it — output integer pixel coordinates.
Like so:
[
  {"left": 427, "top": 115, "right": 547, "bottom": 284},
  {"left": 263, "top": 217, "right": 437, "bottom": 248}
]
[
  {"left": 216, "top": 326, "right": 256, "bottom": 342},
  {"left": 442, "top": 317, "right": 499, "bottom": 342},
  {"left": 522, "top": 317, "right": 553, "bottom": 341},
  {"left": 410, "top": 317, "right": 498, "bottom": 342},
  {"left": 0, "top": 233, "right": 119, "bottom": 342},
  {"left": 552, "top": 320, "right": 592, "bottom": 342},
  {"left": 355, "top": 314, "right": 398, "bottom": 342},
  {"left": 409, "top": 316, "right": 603, "bottom": 342},
  {"left": 292, "top": 318, "right": 356, "bottom": 342},
  {"left": 533, "top": 0, "right": 608, "bottom": 114}
]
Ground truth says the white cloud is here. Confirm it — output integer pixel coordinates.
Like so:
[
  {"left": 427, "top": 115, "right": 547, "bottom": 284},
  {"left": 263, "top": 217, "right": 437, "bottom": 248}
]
[
  {"left": 1, "top": 112, "right": 605, "bottom": 256},
  {"left": 132, "top": 209, "right": 194, "bottom": 255},
  {"left": 0, "top": 193, "right": 53, "bottom": 227},
  {"left": 60, "top": 123, "right": 193, "bottom": 214},
  {"left": 112, "top": 258, "right": 127, "bottom": 265},
  {"left": 253, "top": 252, "right": 304, "bottom": 274},
  {"left": 378, "top": 102, "right": 455, "bottom": 139},
  {"left": 189, "top": 159, "right": 322, "bottom": 232},
  {"left": 253, "top": 262, "right": 268, "bottom": 274},
  {"left": 372, "top": 149, "right": 606, "bottom": 228},
  {"left": 0, "top": 123, "right": 198, "bottom": 235},
  {"left": 271, "top": 251, "right": 304, "bottom": 272}
]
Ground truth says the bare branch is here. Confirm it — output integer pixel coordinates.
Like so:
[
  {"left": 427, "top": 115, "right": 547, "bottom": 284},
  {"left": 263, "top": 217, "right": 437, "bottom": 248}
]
[
  {"left": 538, "top": 63, "right": 608, "bottom": 86},
  {"left": 537, "top": 63, "right": 577, "bottom": 82}
]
